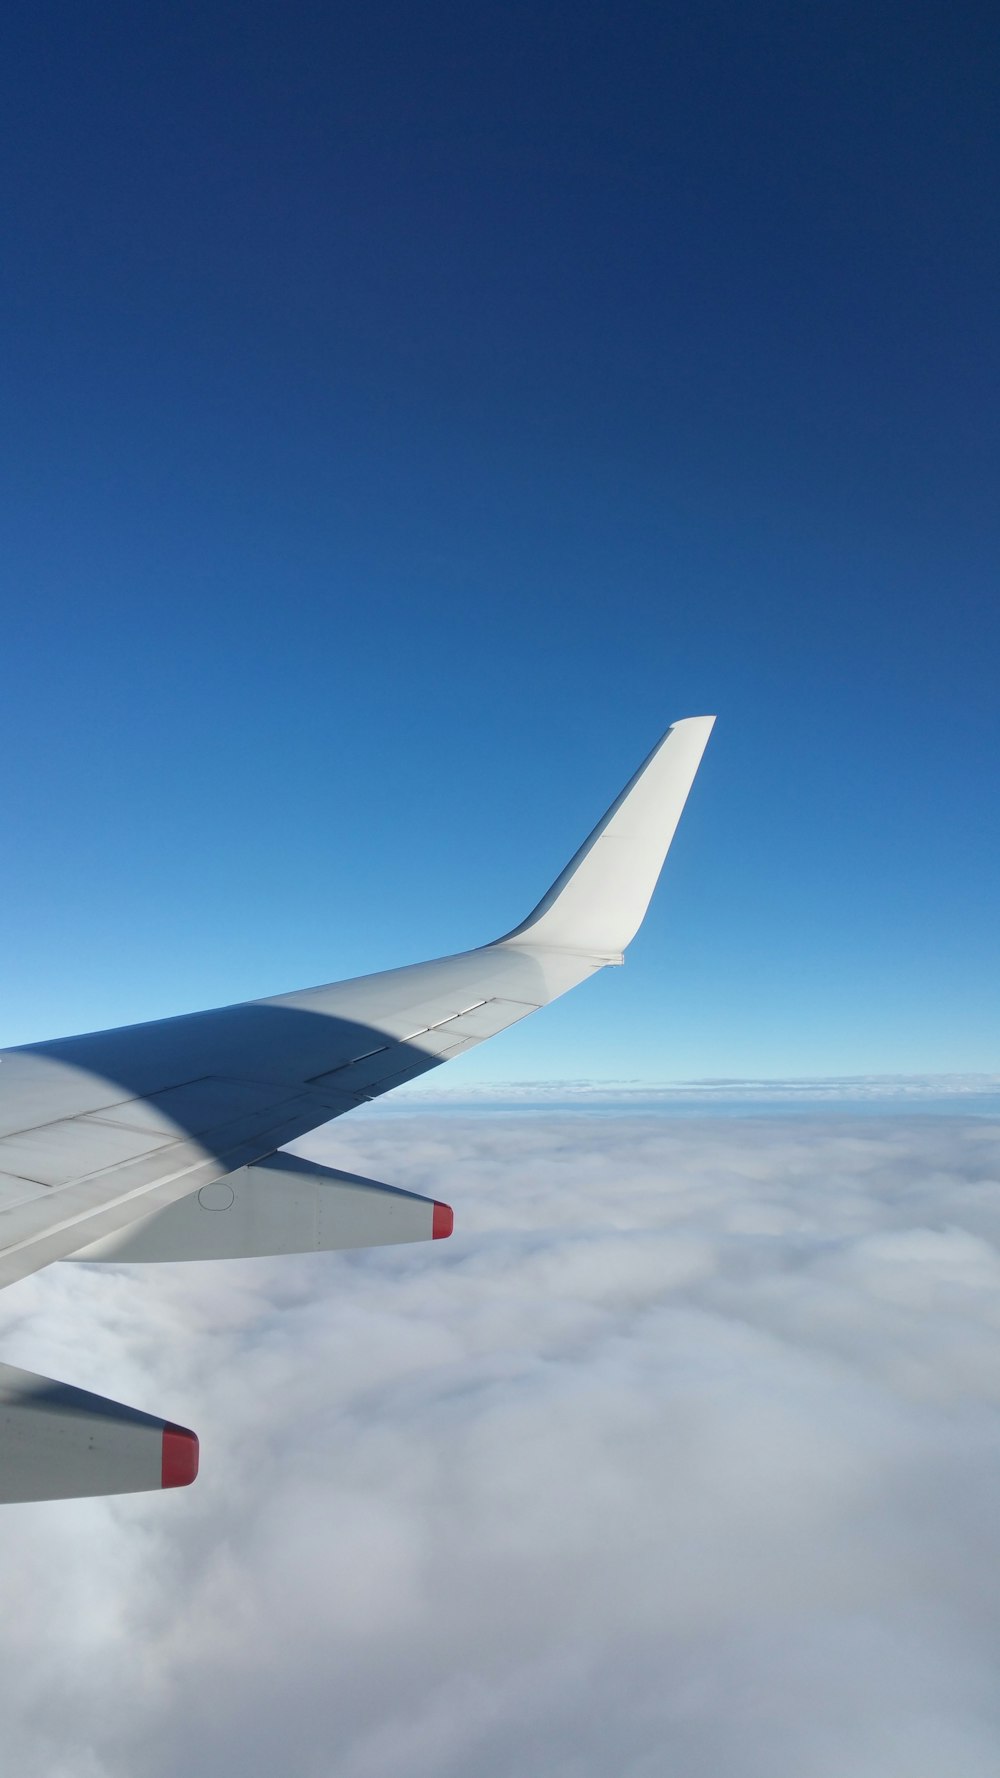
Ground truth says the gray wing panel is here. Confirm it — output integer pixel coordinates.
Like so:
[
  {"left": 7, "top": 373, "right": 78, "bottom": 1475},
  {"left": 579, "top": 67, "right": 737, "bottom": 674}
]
[{"left": 0, "top": 944, "right": 600, "bottom": 1287}]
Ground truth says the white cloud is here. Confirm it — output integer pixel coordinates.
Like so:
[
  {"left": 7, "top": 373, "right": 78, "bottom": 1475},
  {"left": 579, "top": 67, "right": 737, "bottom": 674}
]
[
  {"left": 391, "top": 1071, "right": 1000, "bottom": 1105},
  {"left": 0, "top": 1109, "right": 999, "bottom": 1776}
]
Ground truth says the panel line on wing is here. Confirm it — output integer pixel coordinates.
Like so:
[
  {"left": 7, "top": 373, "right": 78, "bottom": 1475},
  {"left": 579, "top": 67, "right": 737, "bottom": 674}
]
[
  {"left": 399, "top": 999, "right": 491, "bottom": 1040},
  {"left": 302, "top": 1000, "right": 497, "bottom": 1086}
]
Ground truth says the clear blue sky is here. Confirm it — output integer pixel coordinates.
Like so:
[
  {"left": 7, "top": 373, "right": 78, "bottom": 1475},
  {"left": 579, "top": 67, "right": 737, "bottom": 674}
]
[{"left": 1, "top": 1, "right": 997, "bottom": 1080}]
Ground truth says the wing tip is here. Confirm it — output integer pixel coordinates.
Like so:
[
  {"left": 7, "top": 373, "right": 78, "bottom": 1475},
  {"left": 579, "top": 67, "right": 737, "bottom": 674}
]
[
  {"left": 666, "top": 712, "right": 717, "bottom": 735},
  {"left": 500, "top": 712, "right": 716, "bottom": 956}
]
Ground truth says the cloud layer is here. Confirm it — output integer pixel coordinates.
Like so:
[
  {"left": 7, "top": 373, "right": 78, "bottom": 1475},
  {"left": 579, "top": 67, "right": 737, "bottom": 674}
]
[{"left": 1, "top": 1109, "right": 999, "bottom": 1777}]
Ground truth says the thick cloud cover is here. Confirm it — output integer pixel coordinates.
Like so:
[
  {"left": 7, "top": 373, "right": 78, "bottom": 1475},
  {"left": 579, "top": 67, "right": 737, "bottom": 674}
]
[{"left": 1, "top": 1108, "right": 999, "bottom": 1777}]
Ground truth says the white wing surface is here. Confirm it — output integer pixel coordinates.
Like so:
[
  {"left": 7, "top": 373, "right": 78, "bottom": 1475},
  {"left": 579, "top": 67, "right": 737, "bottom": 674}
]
[
  {"left": 0, "top": 716, "right": 714, "bottom": 1288},
  {"left": 0, "top": 716, "right": 714, "bottom": 1496}
]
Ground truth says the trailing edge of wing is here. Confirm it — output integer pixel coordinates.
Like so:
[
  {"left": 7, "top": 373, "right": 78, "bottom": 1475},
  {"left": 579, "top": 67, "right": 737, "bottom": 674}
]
[{"left": 500, "top": 715, "right": 715, "bottom": 959}]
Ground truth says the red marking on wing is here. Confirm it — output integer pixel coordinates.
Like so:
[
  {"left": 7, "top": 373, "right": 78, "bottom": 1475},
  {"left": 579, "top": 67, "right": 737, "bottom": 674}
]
[
  {"left": 161, "top": 1423, "right": 200, "bottom": 1489},
  {"left": 432, "top": 1201, "right": 454, "bottom": 1240}
]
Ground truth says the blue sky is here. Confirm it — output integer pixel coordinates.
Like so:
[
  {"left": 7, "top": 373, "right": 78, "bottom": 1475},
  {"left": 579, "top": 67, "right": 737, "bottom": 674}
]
[{"left": 1, "top": 1, "right": 997, "bottom": 1078}]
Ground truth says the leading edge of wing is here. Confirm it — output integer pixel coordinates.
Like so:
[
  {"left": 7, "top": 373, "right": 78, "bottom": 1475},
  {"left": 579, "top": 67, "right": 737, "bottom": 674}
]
[{"left": 271, "top": 713, "right": 716, "bottom": 1027}]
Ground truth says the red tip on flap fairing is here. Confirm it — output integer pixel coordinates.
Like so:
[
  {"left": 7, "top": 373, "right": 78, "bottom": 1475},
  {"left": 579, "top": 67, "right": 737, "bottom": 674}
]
[
  {"left": 161, "top": 1423, "right": 200, "bottom": 1489},
  {"left": 432, "top": 1201, "right": 454, "bottom": 1240}
]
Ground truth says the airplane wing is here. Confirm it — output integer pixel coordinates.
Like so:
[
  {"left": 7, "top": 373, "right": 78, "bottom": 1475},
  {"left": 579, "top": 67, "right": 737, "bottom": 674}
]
[{"left": 0, "top": 715, "right": 714, "bottom": 1499}]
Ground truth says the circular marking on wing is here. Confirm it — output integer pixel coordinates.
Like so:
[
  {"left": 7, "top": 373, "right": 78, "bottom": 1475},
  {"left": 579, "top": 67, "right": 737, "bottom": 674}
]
[{"left": 198, "top": 1180, "right": 236, "bottom": 1211}]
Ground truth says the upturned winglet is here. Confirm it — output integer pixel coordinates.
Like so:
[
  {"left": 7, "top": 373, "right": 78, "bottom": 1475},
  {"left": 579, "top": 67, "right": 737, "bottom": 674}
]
[{"left": 500, "top": 715, "right": 715, "bottom": 959}]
